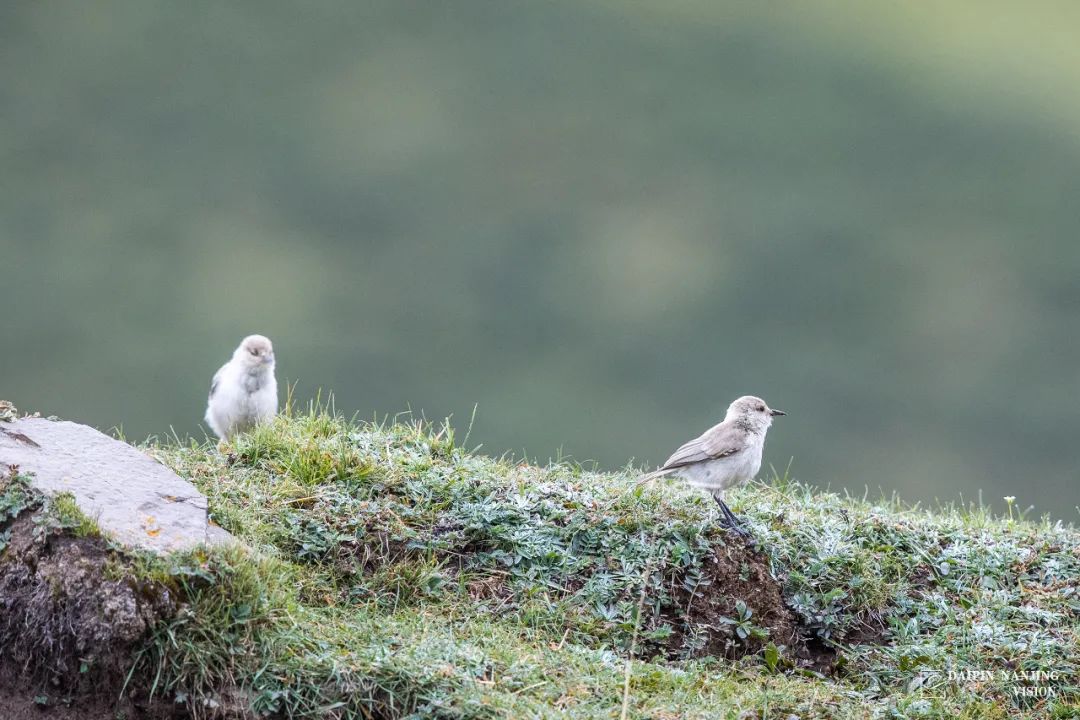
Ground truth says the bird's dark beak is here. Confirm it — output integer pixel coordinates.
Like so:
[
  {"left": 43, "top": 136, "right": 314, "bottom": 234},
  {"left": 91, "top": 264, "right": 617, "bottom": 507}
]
[{"left": 770, "top": 409, "right": 786, "bottom": 417}]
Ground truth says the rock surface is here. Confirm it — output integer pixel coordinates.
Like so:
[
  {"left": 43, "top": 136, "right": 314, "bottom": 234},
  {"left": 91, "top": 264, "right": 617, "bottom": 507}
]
[{"left": 0, "top": 416, "right": 229, "bottom": 554}]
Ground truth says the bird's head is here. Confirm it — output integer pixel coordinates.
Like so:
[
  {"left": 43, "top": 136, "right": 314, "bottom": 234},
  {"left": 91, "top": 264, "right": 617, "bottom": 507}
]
[
  {"left": 725, "top": 395, "right": 785, "bottom": 430},
  {"left": 234, "top": 334, "right": 275, "bottom": 371}
]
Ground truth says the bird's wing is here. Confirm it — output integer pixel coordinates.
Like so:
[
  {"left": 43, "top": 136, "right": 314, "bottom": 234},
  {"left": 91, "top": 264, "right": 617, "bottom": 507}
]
[
  {"left": 208, "top": 365, "right": 225, "bottom": 401},
  {"left": 658, "top": 422, "right": 746, "bottom": 471}
]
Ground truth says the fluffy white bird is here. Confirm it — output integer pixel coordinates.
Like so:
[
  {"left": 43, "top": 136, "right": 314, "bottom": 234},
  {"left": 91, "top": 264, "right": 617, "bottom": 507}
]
[
  {"left": 204, "top": 335, "right": 278, "bottom": 440},
  {"left": 644, "top": 395, "right": 785, "bottom": 534}
]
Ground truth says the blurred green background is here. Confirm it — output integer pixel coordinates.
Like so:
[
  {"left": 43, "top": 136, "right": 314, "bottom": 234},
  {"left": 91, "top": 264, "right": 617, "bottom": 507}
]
[{"left": 3, "top": 1, "right": 1078, "bottom": 517}]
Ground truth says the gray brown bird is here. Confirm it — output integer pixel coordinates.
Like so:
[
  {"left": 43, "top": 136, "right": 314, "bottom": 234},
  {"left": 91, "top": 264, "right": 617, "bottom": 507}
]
[{"left": 644, "top": 395, "right": 785, "bottom": 534}]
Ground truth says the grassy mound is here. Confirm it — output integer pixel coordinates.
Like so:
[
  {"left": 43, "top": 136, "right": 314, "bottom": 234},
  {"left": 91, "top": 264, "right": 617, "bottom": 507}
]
[{"left": 5, "top": 404, "right": 1080, "bottom": 718}]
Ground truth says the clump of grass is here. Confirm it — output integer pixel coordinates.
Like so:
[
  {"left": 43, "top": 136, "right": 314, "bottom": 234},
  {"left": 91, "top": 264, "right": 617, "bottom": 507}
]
[
  {"left": 129, "top": 401, "right": 1080, "bottom": 718},
  {"left": 39, "top": 492, "right": 102, "bottom": 539}
]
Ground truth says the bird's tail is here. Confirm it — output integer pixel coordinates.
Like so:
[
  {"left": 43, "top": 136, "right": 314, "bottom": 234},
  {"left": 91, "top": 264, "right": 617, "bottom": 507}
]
[
  {"left": 639, "top": 467, "right": 675, "bottom": 483},
  {"left": 602, "top": 467, "right": 673, "bottom": 509}
]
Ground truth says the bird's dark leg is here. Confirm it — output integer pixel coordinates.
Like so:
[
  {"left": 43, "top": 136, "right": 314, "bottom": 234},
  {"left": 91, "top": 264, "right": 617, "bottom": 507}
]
[
  {"left": 713, "top": 494, "right": 752, "bottom": 538},
  {"left": 719, "top": 500, "right": 745, "bottom": 531}
]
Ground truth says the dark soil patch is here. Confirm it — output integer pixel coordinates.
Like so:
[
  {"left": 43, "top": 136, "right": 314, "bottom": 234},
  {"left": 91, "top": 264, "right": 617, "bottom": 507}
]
[
  {"left": 0, "top": 511, "right": 178, "bottom": 717},
  {"left": 665, "top": 538, "right": 800, "bottom": 659},
  {"left": 844, "top": 616, "right": 890, "bottom": 647},
  {"left": 0, "top": 661, "right": 185, "bottom": 720},
  {"left": 654, "top": 534, "right": 851, "bottom": 671}
]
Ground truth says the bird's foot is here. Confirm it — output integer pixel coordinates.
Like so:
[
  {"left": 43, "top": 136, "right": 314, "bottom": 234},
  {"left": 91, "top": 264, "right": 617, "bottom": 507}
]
[
  {"left": 721, "top": 520, "right": 758, "bottom": 548},
  {"left": 720, "top": 519, "right": 754, "bottom": 539},
  {"left": 741, "top": 532, "right": 761, "bottom": 552},
  {"left": 715, "top": 498, "right": 755, "bottom": 541}
]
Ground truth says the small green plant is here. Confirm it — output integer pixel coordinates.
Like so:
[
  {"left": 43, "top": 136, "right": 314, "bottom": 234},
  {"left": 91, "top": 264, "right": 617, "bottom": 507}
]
[
  {"left": 763, "top": 641, "right": 781, "bottom": 673},
  {"left": 719, "top": 599, "right": 769, "bottom": 642},
  {"left": 1004, "top": 495, "right": 1017, "bottom": 522},
  {"left": 0, "top": 470, "right": 35, "bottom": 521},
  {"left": 0, "top": 471, "right": 37, "bottom": 552}
]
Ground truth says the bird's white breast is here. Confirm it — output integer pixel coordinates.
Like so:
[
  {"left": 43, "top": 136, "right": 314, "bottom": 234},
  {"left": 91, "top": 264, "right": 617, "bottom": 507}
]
[{"left": 205, "top": 361, "right": 277, "bottom": 439}]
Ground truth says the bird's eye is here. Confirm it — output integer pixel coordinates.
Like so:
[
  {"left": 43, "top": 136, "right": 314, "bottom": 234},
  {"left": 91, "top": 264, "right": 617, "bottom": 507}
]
[{"left": 758, "top": 405, "right": 766, "bottom": 412}]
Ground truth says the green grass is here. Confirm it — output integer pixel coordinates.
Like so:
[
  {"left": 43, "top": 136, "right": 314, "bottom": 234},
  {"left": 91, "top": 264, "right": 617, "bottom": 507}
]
[{"left": 125, "top": 401, "right": 1080, "bottom": 719}]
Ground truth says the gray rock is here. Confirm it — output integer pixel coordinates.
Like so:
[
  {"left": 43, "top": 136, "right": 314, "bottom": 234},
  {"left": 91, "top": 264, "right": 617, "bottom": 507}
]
[{"left": 0, "top": 416, "right": 231, "bottom": 554}]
